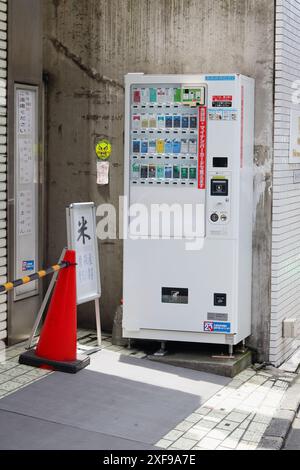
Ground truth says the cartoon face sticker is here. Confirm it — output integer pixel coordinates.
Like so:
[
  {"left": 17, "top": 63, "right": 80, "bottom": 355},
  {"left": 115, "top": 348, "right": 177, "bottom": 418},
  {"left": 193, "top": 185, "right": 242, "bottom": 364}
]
[{"left": 95, "top": 140, "right": 112, "bottom": 160}]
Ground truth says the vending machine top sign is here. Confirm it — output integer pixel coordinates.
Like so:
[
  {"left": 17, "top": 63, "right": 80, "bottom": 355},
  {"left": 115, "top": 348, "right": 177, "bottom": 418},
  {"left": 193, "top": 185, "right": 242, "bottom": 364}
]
[{"left": 181, "top": 86, "right": 206, "bottom": 106}]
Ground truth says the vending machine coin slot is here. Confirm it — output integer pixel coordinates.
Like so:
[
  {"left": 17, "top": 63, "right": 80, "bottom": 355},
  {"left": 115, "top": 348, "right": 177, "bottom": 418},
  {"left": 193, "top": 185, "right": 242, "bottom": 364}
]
[{"left": 211, "top": 179, "right": 229, "bottom": 197}]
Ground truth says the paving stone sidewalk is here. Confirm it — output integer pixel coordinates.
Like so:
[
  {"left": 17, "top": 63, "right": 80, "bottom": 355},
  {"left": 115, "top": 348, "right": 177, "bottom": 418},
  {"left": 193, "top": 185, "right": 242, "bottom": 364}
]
[
  {"left": 0, "top": 333, "right": 297, "bottom": 451},
  {"left": 260, "top": 374, "right": 300, "bottom": 450},
  {"left": 155, "top": 367, "right": 297, "bottom": 450}
]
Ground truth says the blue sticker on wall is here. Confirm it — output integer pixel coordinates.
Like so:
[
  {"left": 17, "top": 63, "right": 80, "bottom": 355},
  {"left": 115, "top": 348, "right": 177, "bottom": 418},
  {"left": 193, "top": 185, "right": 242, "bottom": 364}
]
[
  {"left": 204, "top": 321, "right": 231, "bottom": 333},
  {"left": 205, "top": 76, "right": 236, "bottom": 81},
  {"left": 22, "top": 260, "right": 35, "bottom": 272}
]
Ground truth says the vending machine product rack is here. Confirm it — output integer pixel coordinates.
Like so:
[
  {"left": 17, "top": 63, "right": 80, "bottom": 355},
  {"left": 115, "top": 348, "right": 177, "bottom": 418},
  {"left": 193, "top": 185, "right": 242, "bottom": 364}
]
[{"left": 130, "top": 85, "right": 203, "bottom": 189}]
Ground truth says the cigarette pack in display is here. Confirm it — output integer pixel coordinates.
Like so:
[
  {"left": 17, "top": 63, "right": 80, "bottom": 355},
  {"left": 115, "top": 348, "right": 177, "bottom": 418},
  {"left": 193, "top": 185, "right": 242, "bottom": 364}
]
[
  {"left": 149, "top": 88, "right": 157, "bottom": 103},
  {"left": 141, "top": 115, "right": 149, "bottom": 129},
  {"left": 157, "top": 165, "right": 164, "bottom": 179},
  {"left": 149, "top": 165, "right": 157, "bottom": 178},
  {"left": 141, "top": 140, "right": 148, "bottom": 154},
  {"left": 181, "top": 139, "right": 189, "bottom": 154},
  {"left": 164, "top": 165, "right": 172, "bottom": 179},
  {"left": 165, "top": 139, "right": 173, "bottom": 154},
  {"left": 148, "top": 140, "right": 156, "bottom": 154},
  {"left": 140, "top": 165, "right": 149, "bottom": 179},
  {"left": 173, "top": 139, "right": 181, "bottom": 154},
  {"left": 157, "top": 116, "right": 165, "bottom": 129},
  {"left": 156, "top": 139, "right": 165, "bottom": 154},
  {"left": 132, "top": 115, "right": 141, "bottom": 130},
  {"left": 132, "top": 163, "right": 140, "bottom": 179},
  {"left": 132, "top": 140, "right": 141, "bottom": 154},
  {"left": 189, "top": 139, "right": 197, "bottom": 155}
]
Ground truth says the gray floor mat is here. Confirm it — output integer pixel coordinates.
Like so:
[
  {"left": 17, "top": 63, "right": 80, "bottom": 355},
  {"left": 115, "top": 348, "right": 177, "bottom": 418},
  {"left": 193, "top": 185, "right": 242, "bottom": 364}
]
[
  {"left": 0, "top": 369, "right": 202, "bottom": 444},
  {"left": 0, "top": 410, "right": 154, "bottom": 450},
  {"left": 0, "top": 351, "right": 230, "bottom": 449}
]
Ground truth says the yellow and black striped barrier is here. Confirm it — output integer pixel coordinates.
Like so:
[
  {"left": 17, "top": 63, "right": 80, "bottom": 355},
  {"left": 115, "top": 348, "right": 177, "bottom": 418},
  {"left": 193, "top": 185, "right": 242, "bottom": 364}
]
[{"left": 0, "top": 261, "right": 75, "bottom": 294}]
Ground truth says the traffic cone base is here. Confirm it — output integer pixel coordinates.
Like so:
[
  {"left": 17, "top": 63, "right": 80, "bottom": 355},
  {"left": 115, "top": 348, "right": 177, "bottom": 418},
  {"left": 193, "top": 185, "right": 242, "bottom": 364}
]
[
  {"left": 19, "top": 250, "right": 90, "bottom": 374},
  {"left": 19, "top": 349, "right": 90, "bottom": 374}
]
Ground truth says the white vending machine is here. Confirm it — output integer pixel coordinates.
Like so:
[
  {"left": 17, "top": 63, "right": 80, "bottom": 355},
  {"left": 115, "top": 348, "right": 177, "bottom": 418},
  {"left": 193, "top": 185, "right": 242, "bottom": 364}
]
[{"left": 123, "top": 73, "right": 254, "bottom": 352}]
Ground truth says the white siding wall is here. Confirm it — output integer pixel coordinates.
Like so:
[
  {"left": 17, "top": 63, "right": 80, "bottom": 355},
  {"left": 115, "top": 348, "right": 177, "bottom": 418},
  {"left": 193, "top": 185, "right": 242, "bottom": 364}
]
[
  {"left": 271, "top": 0, "right": 300, "bottom": 365},
  {"left": 0, "top": 0, "right": 6, "bottom": 342}
]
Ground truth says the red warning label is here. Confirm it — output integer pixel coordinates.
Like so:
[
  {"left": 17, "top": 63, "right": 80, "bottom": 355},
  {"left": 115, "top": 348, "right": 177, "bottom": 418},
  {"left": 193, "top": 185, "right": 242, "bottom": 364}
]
[
  {"left": 198, "top": 107, "right": 207, "bottom": 190},
  {"left": 212, "top": 95, "right": 233, "bottom": 107}
]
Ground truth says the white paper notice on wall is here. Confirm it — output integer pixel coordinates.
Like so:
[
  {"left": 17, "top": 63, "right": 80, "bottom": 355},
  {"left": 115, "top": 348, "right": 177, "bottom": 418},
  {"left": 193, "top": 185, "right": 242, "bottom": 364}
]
[
  {"left": 19, "top": 138, "right": 34, "bottom": 184},
  {"left": 15, "top": 85, "right": 39, "bottom": 300},
  {"left": 97, "top": 161, "right": 109, "bottom": 185},
  {"left": 289, "top": 109, "right": 300, "bottom": 163},
  {"left": 17, "top": 190, "right": 33, "bottom": 236}
]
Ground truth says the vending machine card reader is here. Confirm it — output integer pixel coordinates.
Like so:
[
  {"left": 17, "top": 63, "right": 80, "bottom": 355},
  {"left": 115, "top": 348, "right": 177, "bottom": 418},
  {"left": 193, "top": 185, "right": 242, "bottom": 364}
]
[{"left": 123, "top": 74, "right": 254, "bottom": 348}]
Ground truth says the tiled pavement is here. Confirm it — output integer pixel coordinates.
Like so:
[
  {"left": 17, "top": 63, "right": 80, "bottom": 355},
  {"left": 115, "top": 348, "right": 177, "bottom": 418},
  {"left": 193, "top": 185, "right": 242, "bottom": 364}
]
[
  {"left": 155, "top": 368, "right": 297, "bottom": 450},
  {"left": 0, "top": 331, "right": 297, "bottom": 450},
  {"left": 0, "top": 330, "right": 147, "bottom": 400}
]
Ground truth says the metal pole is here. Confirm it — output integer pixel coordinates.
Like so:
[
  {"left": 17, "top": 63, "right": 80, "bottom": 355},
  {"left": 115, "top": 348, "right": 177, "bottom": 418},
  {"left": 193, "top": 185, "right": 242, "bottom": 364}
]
[
  {"left": 95, "top": 297, "right": 102, "bottom": 348},
  {"left": 26, "top": 248, "right": 67, "bottom": 350}
]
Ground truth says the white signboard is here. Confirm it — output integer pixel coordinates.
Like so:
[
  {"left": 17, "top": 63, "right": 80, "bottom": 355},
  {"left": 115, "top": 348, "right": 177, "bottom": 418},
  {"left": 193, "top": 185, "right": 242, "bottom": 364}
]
[
  {"left": 14, "top": 85, "right": 39, "bottom": 300},
  {"left": 289, "top": 109, "right": 300, "bottom": 163},
  {"left": 66, "top": 203, "right": 101, "bottom": 305}
]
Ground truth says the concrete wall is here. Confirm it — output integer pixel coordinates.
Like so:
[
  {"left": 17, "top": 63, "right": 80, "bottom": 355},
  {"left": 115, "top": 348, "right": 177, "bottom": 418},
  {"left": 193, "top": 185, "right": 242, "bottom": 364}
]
[
  {"left": 43, "top": 0, "right": 275, "bottom": 360},
  {"left": 271, "top": 0, "right": 300, "bottom": 366}
]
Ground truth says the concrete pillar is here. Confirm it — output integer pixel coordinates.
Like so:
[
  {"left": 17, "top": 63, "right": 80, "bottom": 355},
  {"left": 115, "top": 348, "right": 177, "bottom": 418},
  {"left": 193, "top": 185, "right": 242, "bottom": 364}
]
[{"left": 43, "top": 0, "right": 274, "bottom": 360}]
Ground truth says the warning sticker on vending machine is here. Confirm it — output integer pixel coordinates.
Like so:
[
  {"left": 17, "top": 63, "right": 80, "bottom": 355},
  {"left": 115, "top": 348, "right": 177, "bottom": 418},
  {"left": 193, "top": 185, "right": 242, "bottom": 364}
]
[
  {"left": 204, "top": 321, "right": 231, "bottom": 333},
  {"left": 212, "top": 95, "right": 233, "bottom": 108},
  {"left": 198, "top": 107, "right": 207, "bottom": 190}
]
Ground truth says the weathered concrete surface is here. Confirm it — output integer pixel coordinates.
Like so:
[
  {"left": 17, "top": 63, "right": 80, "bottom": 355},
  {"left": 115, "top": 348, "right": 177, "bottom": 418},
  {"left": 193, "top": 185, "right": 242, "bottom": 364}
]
[
  {"left": 148, "top": 350, "right": 252, "bottom": 378},
  {"left": 43, "top": 0, "right": 275, "bottom": 357}
]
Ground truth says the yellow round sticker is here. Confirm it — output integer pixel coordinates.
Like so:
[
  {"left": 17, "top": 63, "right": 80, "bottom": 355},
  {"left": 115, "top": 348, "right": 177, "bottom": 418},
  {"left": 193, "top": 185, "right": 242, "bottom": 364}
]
[{"left": 95, "top": 139, "right": 112, "bottom": 160}]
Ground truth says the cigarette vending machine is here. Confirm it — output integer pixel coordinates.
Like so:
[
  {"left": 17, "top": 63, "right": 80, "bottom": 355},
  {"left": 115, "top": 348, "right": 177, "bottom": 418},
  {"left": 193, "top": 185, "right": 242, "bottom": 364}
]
[{"left": 123, "top": 74, "right": 254, "bottom": 351}]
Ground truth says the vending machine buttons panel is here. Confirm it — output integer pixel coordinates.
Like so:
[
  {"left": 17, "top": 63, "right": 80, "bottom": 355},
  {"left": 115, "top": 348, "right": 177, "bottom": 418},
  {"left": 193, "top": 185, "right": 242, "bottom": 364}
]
[{"left": 208, "top": 174, "right": 231, "bottom": 226}]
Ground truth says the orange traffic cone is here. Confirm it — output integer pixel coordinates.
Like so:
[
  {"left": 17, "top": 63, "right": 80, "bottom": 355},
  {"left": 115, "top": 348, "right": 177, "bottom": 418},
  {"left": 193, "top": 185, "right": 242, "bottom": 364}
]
[{"left": 19, "top": 250, "right": 90, "bottom": 373}]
